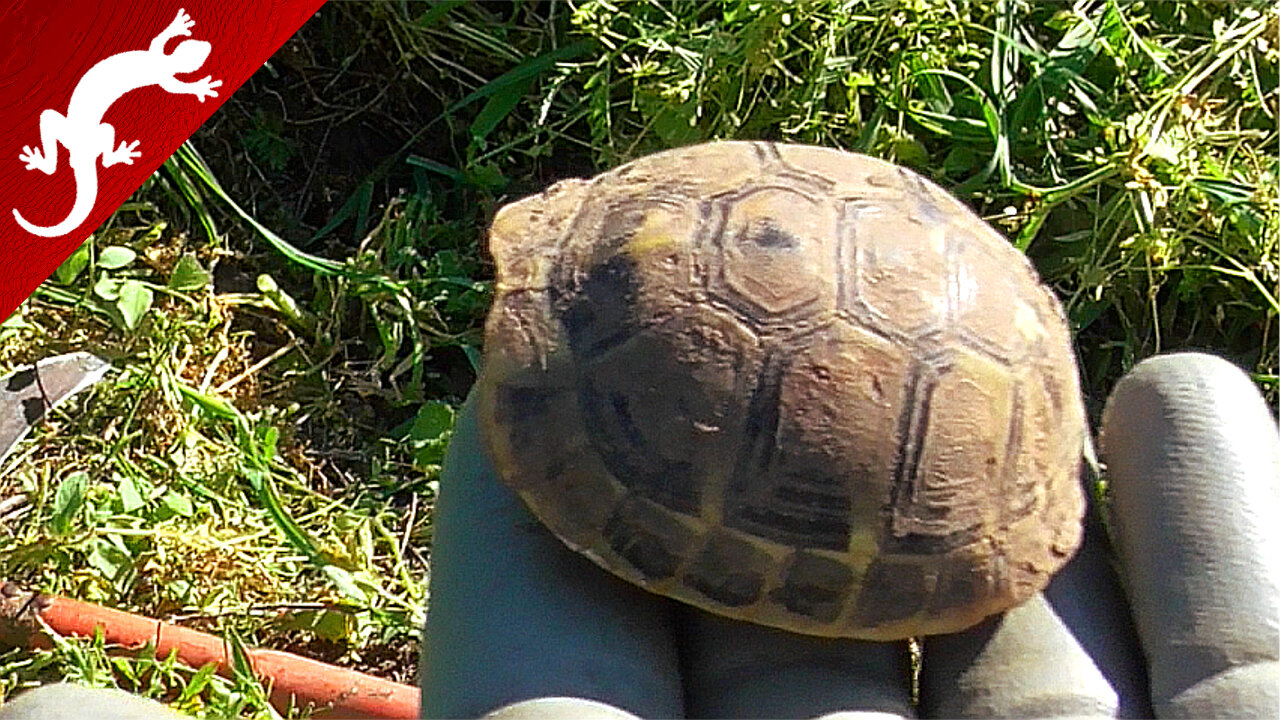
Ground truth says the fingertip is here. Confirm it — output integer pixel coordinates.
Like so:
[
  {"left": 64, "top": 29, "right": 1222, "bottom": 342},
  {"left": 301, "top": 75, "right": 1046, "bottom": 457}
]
[
  {"left": 919, "top": 527, "right": 1151, "bottom": 718},
  {"left": 482, "top": 698, "right": 643, "bottom": 720},
  {"left": 1160, "top": 661, "right": 1280, "bottom": 718},
  {"left": 919, "top": 482, "right": 1151, "bottom": 717},
  {"left": 921, "top": 596, "right": 1128, "bottom": 718},
  {"left": 1101, "top": 352, "right": 1279, "bottom": 717},
  {"left": 0, "top": 685, "right": 185, "bottom": 720}
]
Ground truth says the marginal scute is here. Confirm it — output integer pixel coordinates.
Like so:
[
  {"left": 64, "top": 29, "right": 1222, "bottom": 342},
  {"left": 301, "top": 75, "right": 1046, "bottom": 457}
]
[
  {"left": 483, "top": 290, "right": 566, "bottom": 383},
  {"left": 477, "top": 141, "right": 1087, "bottom": 640},
  {"left": 603, "top": 496, "right": 700, "bottom": 583},
  {"left": 928, "top": 552, "right": 992, "bottom": 614},
  {"left": 772, "top": 551, "right": 855, "bottom": 623},
  {"left": 851, "top": 559, "right": 929, "bottom": 628},
  {"left": 684, "top": 530, "right": 771, "bottom": 608},
  {"left": 485, "top": 382, "right": 578, "bottom": 491},
  {"left": 489, "top": 178, "right": 590, "bottom": 291}
]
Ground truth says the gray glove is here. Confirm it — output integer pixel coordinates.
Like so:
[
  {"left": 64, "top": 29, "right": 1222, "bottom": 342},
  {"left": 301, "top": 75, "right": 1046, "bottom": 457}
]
[
  {"left": 419, "top": 352, "right": 1279, "bottom": 719},
  {"left": 0, "top": 684, "right": 186, "bottom": 720},
  {"left": 5, "top": 353, "right": 1273, "bottom": 719}
]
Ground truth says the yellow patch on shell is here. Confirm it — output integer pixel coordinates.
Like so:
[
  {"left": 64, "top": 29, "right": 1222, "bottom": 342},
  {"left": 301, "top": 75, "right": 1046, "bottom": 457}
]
[
  {"left": 622, "top": 209, "right": 687, "bottom": 258},
  {"left": 1013, "top": 301, "right": 1047, "bottom": 346}
]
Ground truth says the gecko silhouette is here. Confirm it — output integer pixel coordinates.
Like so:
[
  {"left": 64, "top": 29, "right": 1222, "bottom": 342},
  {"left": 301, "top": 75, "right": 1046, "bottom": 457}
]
[{"left": 12, "top": 8, "right": 222, "bottom": 238}]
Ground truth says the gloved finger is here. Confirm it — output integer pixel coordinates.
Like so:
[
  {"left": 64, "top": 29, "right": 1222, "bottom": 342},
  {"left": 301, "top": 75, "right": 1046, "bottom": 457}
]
[
  {"left": 419, "top": 393, "right": 684, "bottom": 719},
  {"left": 1101, "top": 352, "right": 1279, "bottom": 718},
  {"left": 483, "top": 698, "right": 644, "bottom": 720},
  {"left": 919, "top": 507, "right": 1152, "bottom": 717},
  {"left": 0, "top": 684, "right": 186, "bottom": 720},
  {"left": 678, "top": 607, "right": 913, "bottom": 719}
]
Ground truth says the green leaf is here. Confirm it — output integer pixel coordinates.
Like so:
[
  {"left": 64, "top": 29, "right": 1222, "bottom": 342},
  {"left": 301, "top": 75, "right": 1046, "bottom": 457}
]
[
  {"left": 119, "top": 473, "right": 145, "bottom": 512},
  {"left": 138, "top": 220, "right": 167, "bottom": 246},
  {"left": 98, "top": 246, "right": 137, "bottom": 269},
  {"left": 176, "top": 383, "right": 240, "bottom": 420},
  {"left": 411, "top": 401, "right": 455, "bottom": 442},
  {"left": 223, "top": 631, "right": 259, "bottom": 688},
  {"left": 471, "top": 76, "right": 533, "bottom": 142},
  {"left": 323, "top": 565, "right": 370, "bottom": 604},
  {"left": 257, "top": 273, "right": 316, "bottom": 332},
  {"left": 171, "top": 142, "right": 351, "bottom": 278},
  {"left": 405, "top": 155, "right": 464, "bottom": 183},
  {"left": 169, "top": 253, "right": 211, "bottom": 291},
  {"left": 55, "top": 241, "right": 91, "bottom": 284},
  {"left": 94, "top": 276, "right": 122, "bottom": 300},
  {"left": 413, "top": 0, "right": 466, "bottom": 27},
  {"left": 943, "top": 145, "right": 979, "bottom": 178},
  {"left": 892, "top": 136, "right": 930, "bottom": 167},
  {"left": 50, "top": 471, "right": 89, "bottom": 535},
  {"left": 256, "top": 424, "right": 279, "bottom": 465},
  {"left": 1069, "top": 296, "right": 1110, "bottom": 333},
  {"left": 243, "top": 115, "right": 294, "bottom": 173},
  {"left": 162, "top": 491, "right": 194, "bottom": 518},
  {"left": 445, "top": 40, "right": 596, "bottom": 116},
  {"left": 411, "top": 401, "right": 456, "bottom": 470},
  {"left": 279, "top": 608, "right": 355, "bottom": 642},
  {"left": 638, "top": 92, "right": 704, "bottom": 146},
  {"left": 87, "top": 536, "right": 133, "bottom": 579},
  {"left": 1191, "top": 177, "right": 1255, "bottom": 205},
  {"left": 463, "top": 162, "right": 507, "bottom": 192},
  {"left": 167, "top": 578, "right": 193, "bottom": 602},
  {"left": 244, "top": 463, "right": 324, "bottom": 564},
  {"left": 116, "top": 279, "right": 154, "bottom": 331},
  {"left": 179, "top": 663, "right": 219, "bottom": 703}
]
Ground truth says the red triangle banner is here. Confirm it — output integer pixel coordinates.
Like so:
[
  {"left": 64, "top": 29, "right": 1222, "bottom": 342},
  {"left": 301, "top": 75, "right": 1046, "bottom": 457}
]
[{"left": 0, "top": 0, "right": 327, "bottom": 320}]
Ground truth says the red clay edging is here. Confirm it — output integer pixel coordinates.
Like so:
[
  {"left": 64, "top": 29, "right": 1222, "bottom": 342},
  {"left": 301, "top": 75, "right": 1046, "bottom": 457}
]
[{"left": 0, "top": 582, "right": 419, "bottom": 719}]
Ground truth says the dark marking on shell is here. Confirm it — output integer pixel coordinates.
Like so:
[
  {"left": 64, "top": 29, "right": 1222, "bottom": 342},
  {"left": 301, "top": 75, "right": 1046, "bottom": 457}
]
[
  {"left": 889, "top": 365, "right": 928, "bottom": 519},
  {"left": 604, "top": 497, "right": 696, "bottom": 582},
  {"left": 685, "top": 531, "right": 768, "bottom": 607},
  {"left": 771, "top": 551, "right": 854, "bottom": 622},
  {"left": 728, "top": 500, "right": 851, "bottom": 552},
  {"left": 579, "top": 379, "right": 700, "bottom": 515},
  {"left": 747, "top": 221, "right": 798, "bottom": 250},
  {"left": 556, "top": 253, "right": 641, "bottom": 360},
  {"left": 852, "top": 559, "right": 928, "bottom": 627},
  {"left": 494, "top": 383, "right": 557, "bottom": 427}
]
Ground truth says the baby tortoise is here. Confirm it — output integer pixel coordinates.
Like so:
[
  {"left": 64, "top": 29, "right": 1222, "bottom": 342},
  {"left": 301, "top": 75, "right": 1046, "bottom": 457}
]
[{"left": 476, "top": 142, "right": 1086, "bottom": 640}]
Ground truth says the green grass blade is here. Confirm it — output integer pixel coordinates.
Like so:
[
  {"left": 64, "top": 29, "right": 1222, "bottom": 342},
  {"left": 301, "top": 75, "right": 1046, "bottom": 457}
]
[{"left": 445, "top": 39, "right": 597, "bottom": 115}]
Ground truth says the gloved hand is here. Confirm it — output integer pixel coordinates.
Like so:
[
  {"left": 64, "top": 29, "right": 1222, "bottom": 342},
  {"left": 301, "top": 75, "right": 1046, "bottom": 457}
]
[
  {"left": 419, "top": 352, "right": 1279, "bottom": 719},
  {"left": 6, "top": 353, "right": 1271, "bottom": 720}
]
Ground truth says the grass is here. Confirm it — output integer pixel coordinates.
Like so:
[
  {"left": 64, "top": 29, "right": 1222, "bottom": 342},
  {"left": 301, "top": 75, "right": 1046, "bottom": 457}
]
[{"left": 1, "top": 1, "right": 1275, "bottom": 716}]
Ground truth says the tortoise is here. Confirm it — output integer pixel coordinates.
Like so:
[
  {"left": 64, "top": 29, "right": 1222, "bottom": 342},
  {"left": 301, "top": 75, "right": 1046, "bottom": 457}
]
[{"left": 475, "top": 141, "right": 1086, "bottom": 640}]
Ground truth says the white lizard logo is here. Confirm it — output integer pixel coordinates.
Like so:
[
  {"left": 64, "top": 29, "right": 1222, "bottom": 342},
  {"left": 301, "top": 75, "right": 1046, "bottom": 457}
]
[{"left": 12, "top": 8, "right": 222, "bottom": 238}]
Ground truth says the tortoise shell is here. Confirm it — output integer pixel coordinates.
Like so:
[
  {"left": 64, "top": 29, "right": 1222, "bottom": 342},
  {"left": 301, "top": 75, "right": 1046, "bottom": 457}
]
[{"left": 476, "top": 141, "right": 1086, "bottom": 640}]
